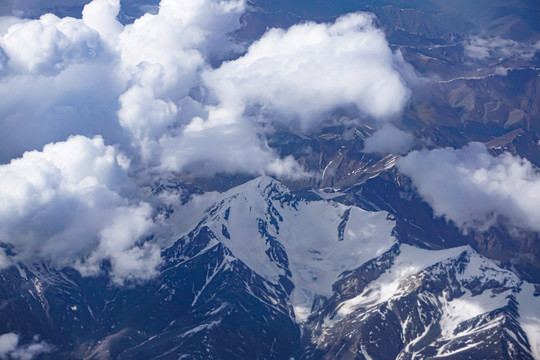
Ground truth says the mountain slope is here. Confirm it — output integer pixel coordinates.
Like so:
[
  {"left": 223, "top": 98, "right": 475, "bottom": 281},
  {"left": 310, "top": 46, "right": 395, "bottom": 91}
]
[
  {"left": 1, "top": 177, "right": 539, "bottom": 359},
  {"left": 303, "top": 244, "right": 540, "bottom": 360}
]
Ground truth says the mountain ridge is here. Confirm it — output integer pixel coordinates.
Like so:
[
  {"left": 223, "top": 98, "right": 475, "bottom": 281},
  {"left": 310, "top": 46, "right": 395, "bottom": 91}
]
[{"left": 1, "top": 176, "right": 539, "bottom": 359}]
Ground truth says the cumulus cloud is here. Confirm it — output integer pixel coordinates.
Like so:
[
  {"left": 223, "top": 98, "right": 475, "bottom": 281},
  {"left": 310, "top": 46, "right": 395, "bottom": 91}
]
[
  {"left": 363, "top": 124, "right": 414, "bottom": 154},
  {"left": 158, "top": 11, "right": 412, "bottom": 177},
  {"left": 0, "top": 11, "right": 123, "bottom": 163},
  {"left": 0, "top": 135, "right": 161, "bottom": 282},
  {"left": 0, "top": 0, "right": 90, "bottom": 17},
  {"left": 464, "top": 35, "right": 538, "bottom": 60},
  {"left": 82, "top": 0, "right": 122, "bottom": 45},
  {"left": 160, "top": 119, "right": 311, "bottom": 179},
  {"left": 160, "top": 119, "right": 277, "bottom": 176},
  {"left": 203, "top": 12, "right": 410, "bottom": 131},
  {"left": 0, "top": 0, "right": 245, "bottom": 164},
  {"left": 0, "top": 333, "right": 51, "bottom": 360},
  {"left": 0, "top": 13, "right": 101, "bottom": 74},
  {"left": 0, "top": 0, "right": 413, "bottom": 178},
  {"left": 398, "top": 142, "right": 540, "bottom": 232},
  {"left": 0, "top": 333, "right": 17, "bottom": 357},
  {"left": 0, "top": 0, "right": 251, "bottom": 282},
  {"left": 115, "top": 0, "right": 245, "bottom": 162}
]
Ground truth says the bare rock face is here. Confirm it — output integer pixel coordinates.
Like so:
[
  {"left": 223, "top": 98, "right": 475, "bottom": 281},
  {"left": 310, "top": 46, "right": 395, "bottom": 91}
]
[
  {"left": 303, "top": 246, "right": 536, "bottom": 360},
  {"left": 1, "top": 178, "right": 540, "bottom": 359}
]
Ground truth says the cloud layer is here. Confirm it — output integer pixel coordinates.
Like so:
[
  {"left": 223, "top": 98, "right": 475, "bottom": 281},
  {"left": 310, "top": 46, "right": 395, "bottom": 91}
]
[
  {"left": 0, "top": 333, "right": 51, "bottom": 360},
  {"left": 0, "top": 135, "right": 160, "bottom": 283},
  {"left": 160, "top": 11, "right": 412, "bottom": 176},
  {"left": 464, "top": 35, "right": 539, "bottom": 61},
  {"left": 363, "top": 124, "right": 413, "bottom": 154},
  {"left": 0, "top": 0, "right": 413, "bottom": 176},
  {"left": 398, "top": 142, "right": 540, "bottom": 232},
  {"left": 0, "top": 0, "right": 415, "bottom": 281},
  {"left": 0, "top": 10, "right": 123, "bottom": 163},
  {"left": 204, "top": 12, "right": 410, "bottom": 129}
]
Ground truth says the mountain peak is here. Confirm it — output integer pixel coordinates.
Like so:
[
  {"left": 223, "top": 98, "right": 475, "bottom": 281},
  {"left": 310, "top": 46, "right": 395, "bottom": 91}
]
[
  {"left": 185, "top": 178, "right": 398, "bottom": 322},
  {"left": 221, "top": 175, "right": 290, "bottom": 200}
]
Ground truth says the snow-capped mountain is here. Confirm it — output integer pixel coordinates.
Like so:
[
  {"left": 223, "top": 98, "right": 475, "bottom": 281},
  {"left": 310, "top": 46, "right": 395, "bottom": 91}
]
[
  {"left": 304, "top": 244, "right": 540, "bottom": 360},
  {"left": 179, "top": 176, "right": 396, "bottom": 322},
  {"left": 1, "top": 0, "right": 540, "bottom": 359},
  {"left": 1, "top": 176, "right": 539, "bottom": 359}
]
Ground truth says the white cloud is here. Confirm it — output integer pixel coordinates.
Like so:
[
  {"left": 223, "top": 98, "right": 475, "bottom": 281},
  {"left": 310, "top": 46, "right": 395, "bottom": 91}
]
[
  {"left": 0, "top": 0, "right": 246, "bottom": 164},
  {"left": 0, "top": 0, "right": 250, "bottom": 280},
  {"left": 0, "top": 0, "right": 418, "bottom": 279},
  {"left": 0, "top": 0, "right": 91, "bottom": 17},
  {"left": 0, "top": 333, "right": 51, "bottom": 360},
  {"left": 266, "top": 156, "right": 313, "bottom": 180},
  {"left": 159, "top": 116, "right": 277, "bottom": 176},
  {"left": 464, "top": 35, "right": 538, "bottom": 61},
  {"left": 0, "top": 333, "right": 18, "bottom": 356},
  {"left": 0, "top": 135, "right": 161, "bottom": 282},
  {"left": 82, "top": 0, "right": 122, "bottom": 43},
  {"left": 158, "top": 11, "right": 412, "bottom": 178},
  {"left": 0, "top": 1, "right": 413, "bottom": 180},
  {"left": 0, "top": 11, "right": 123, "bottom": 163},
  {"left": 117, "top": 85, "right": 179, "bottom": 161},
  {"left": 159, "top": 105, "right": 315, "bottom": 179},
  {"left": 203, "top": 12, "right": 410, "bottom": 131},
  {"left": 363, "top": 124, "right": 414, "bottom": 154},
  {"left": 398, "top": 142, "right": 540, "bottom": 232},
  {"left": 75, "top": 203, "right": 160, "bottom": 285},
  {"left": 115, "top": 0, "right": 245, "bottom": 161},
  {"left": 0, "top": 60, "right": 124, "bottom": 163}
]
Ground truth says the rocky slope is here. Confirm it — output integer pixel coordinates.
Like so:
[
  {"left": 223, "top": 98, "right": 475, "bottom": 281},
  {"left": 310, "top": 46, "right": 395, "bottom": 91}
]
[{"left": 1, "top": 177, "right": 539, "bottom": 359}]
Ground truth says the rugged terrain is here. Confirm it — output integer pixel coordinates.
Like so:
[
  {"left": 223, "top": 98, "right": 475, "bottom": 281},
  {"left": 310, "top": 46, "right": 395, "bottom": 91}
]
[
  {"left": 1, "top": 177, "right": 539, "bottom": 359},
  {"left": 0, "top": 0, "right": 539, "bottom": 359}
]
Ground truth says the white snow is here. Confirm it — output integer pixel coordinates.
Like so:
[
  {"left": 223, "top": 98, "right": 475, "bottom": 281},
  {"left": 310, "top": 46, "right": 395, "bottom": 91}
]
[
  {"left": 324, "top": 241, "right": 540, "bottom": 360},
  {"left": 334, "top": 245, "right": 468, "bottom": 319},
  {"left": 179, "top": 176, "right": 397, "bottom": 322},
  {"left": 172, "top": 175, "right": 540, "bottom": 355},
  {"left": 321, "top": 160, "right": 335, "bottom": 181},
  {"left": 310, "top": 189, "right": 346, "bottom": 200},
  {"left": 158, "top": 190, "right": 222, "bottom": 249},
  {"left": 454, "top": 251, "right": 518, "bottom": 285},
  {"left": 15, "top": 265, "right": 27, "bottom": 280},
  {"left": 32, "top": 278, "right": 43, "bottom": 295},
  {"left": 180, "top": 320, "right": 221, "bottom": 338},
  {"left": 438, "top": 290, "right": 509, "bottom": 338},
  {"left": 517, "top": 283, "right": 540, "bottom": 360},
  {"left": 436, "top": 253, "right": 521, "bottom": 343},
  {"left": 359, "top": 345, "right": 373, "bottom": 360},
  {"left": 434, "top": 341, "right": 482, "bottom": 358}
]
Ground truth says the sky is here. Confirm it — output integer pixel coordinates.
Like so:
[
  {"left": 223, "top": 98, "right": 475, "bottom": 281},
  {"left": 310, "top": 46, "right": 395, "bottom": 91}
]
[{"left": 0, "top": 0, "right": 538, "bottom": 283}]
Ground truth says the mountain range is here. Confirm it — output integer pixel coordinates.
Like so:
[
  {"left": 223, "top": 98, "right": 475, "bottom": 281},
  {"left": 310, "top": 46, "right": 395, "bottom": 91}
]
[{"left": 0, "top": 0, "right": 539, "bottom": 359}]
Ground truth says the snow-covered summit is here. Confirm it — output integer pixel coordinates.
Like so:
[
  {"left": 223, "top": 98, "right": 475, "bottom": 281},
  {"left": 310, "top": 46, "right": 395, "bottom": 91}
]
[
  {"left": 178, "top": 175, "right": 397, "bottom": 321},
  {"left": 306, "top": 243, "right": 540, "bottom": 360},
  {"left": 3, "top": 176, "right": 540, "bottom": 360}
]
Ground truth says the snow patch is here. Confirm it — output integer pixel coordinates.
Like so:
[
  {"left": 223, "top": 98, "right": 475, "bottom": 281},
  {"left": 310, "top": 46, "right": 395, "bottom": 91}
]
[
  {"left": 517, "top": 283, "right": 540, "bottom": 360},
  {"left": 183, "top": 176, "right": 397, "bottom": 322},
  {"left": 439, "top": 289, "right": 512, "bottom": 339}
]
